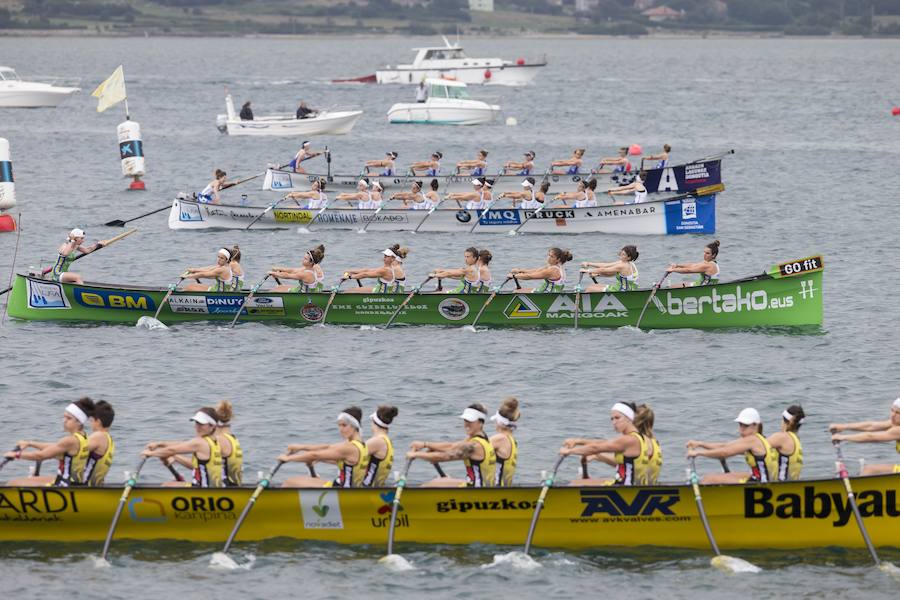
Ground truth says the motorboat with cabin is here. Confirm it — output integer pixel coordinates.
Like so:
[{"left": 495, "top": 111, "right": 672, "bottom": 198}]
[
  {"left": 0, "top": 66, "right": 80, "bottom": 108},
  {"left": 387, "top": 78, "right": 500, "bottom": 125}
]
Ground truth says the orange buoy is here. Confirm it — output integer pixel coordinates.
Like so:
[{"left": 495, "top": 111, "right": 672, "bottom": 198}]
[
  {"left": 628, "top": 144, "right": 642, "bottom": 156},
  {"left": 892, "top": 107, "right": 900, "bottom": 116},
  {"left": 0, "top": 213, "right": 16, "bottom": 232},
  {"left": 516, "top": 58, "right": 525, "bottom": 65}
]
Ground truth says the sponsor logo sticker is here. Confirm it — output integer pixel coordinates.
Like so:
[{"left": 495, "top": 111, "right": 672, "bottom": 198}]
[
  {"left": 503, "top": 295, "right": 541, "bottom": 319},
  {"left": 26, "top": 279, "right": 70, "bottom": 309},
  {"left": 299, "top": 490, "right": 344, "bottom": 529},
  {"left": 74, "top": 288, "right": 154, "bottom": 311},
  {"left": 300, "top": 302, "right": 325, "bottom": 322},
  {"left": 438, "top": 297, "right": 470, "bottom": 321},
  {"left": 273, "top": 209, "right": 313, "bottom": 224},
  {"left": 579, "top": 489, "right": 681, "bottom": 517},
  {"left": 178, "top": 201, "right": 203, "bottom": 222},
  {"left": 681, "top": 200, "right": 696, "bottom": 220}
]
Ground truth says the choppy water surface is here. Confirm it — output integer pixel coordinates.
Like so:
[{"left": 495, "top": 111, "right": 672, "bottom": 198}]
[{"left": 1, "top": 36, "right": 899, "bottom": 599}]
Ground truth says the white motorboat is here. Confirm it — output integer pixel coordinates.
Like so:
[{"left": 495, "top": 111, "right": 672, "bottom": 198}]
[
  {"left": 216, "top": 94, "right": 362, "bottom": 137},
  {"left": 0, "top": 67, "right": 80, "bottom": 108},
  {"left": 375, "top": 37, "right": 545, "bottom": 86},
  {"left": 387, "top": 79, "right": 500, "bottom": 125}
]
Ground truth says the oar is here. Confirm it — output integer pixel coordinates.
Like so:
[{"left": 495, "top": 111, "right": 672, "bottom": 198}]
[
  {"left": 302, "top": 196, "right": 333, "bottom": 233},
  {"left": 382, "top": 276, "right": 432, "bottom": 330},
  {"left": 136, "top": 275, "right": 186, "bottom": 328},
  {"left": 228, "top": 274, "right": 271, "bottom": 328},
  {"left": 320, "top": 276, "right": 349, "bottom": 325},
  {"left": 219, "top": 460, "right": 284, "bottom": 556},
  {"left": 467, "top": 197, "right": 500, "bottom": 234},
  {"left": 380, "top": 458, "right": 414, "bottom": 560},
  {"left": 688, "top": 457, "right": 760, "bottom": 573},
  {"left": 509, "top": 197, "right": 556, "bottom": 237},
  {"left": 0, "top": 446, "right": 20, "bottom": 471},
  {"left": 245, "top": 196, "right": 287, "bottom": 231},
  {"left": 832, "top": 440, "right": 899, "bottom": 577},
  {"left": 220, "top": 168, "right": 283, "bottom": 192},
  {"left": 523, "top": 455, "right": 566, "bottom": 555},
  {"left": 468, "top": 276, "right": 511, "bottom": 330},
  {"left": 99, "top": 457, "right": 148, "bottom": 562},
  {"left": 26, "top": 229, "right": 137, "bottom": 283},
  {"left": 359, "top": 199, "right": 393, "bottom": 233},
  {"left": 105, "top": 205, "right": 169, "bottom": 228},
  {"left": 164, "top": 460, "right": 186, "bottom": 482},
  {"left": 635, "top": 271, "right": 671, "bottom": 330},
  {"left": 696, "top": 149, "right": 735, "bottom": 163},
  {"left": 412, "top": 198, "right": 444, "bottom": 234},
  {"left": 573, "top": 271, "right": 586, "bottom": 330}
]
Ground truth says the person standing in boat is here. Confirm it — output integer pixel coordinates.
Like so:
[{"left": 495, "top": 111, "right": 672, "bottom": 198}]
[
  {"left": 197, "top": 169, "right": 230, "bottom": 204},
  {"left": 643, "top": 144, "right": 671, "bottom": 168},
  {"left": 456, "top": 149, "right": 489, "bottom": 177},
  {"left": 336, "top": 179, "right": 370, "bottom": 207},
  {"left": 344, "top": 245, "right": 408, "bottom": 293},
  {"left": 581, "top": 245, "right": 639, "bottom": 292},
  {"left": 4, "top": 397, "right": 105, "bottom": 487},
  {"left": 415, "top": 80, "right": 428, "bottom": 103},
  {"left": 509, "top": 247, "right": 572, "bottom": 293},
  {"left": 430, "top": 246, "right": 484, "bottom": 294},
  {"left": 365, "top": 151, "right": 398, "bottom": 176},
  {"left": 239, "top": 101, "right": 253, "bottom": 120},
  {"left": 406, "top": 403, "right": 497, "bottom": 488},
  {"left": 490, "top": 397, "right": 520, "bottom": 487},
  {"left": 363, "top": 405, "right": 399, "bottom": 487},
  {"left": 286, "top": 178, "right": 328, "bottom": 209},
  {"left": 142, "top": 407, "right": 223, "bottom": 488},
  {"left": 291, "top": 141, "right": 323, "bottom": 174},
  {"left": 560, "top": 402, "right": 661, "bottom": 486},
  {"left": 503, "top": 151, "right": 535, "bottom": 176},
  {"left": 594, "top": 147, "right": 632, "bottom": 174},
  {"left": 270, "top": 244, "right": 326, "bottom": 293},
  {"left": 409, "top": 151, "right": 442, "bottom": 176},
  {"left": 215, "top": 400, "right": 243, "bottom": 487},
  {"left": 831, "top": 397, "right": 900, "bottom": 475},
  {"left": 551, "top": 148, "right": 585, "bottom": 175},
  {"left": 228, "top": 245, "right": 244, "bottom": 291},
  {"left": 667, "top": 240, "right": 721, "bottom": 287},
  {"left": 50, "top": 228, "right": 105, "bottom": 285},
  {"left": 295, "top": 100, "right": 317, "bottom": 120},
  {"left": 182, "top": 248, "right": 233, "bottom": 292},
  {"left": 606, "top": 170, "right": 647, "bottom": 205},
  {"left": 278, "top": 407, "right": 370, "bottom": 488}
]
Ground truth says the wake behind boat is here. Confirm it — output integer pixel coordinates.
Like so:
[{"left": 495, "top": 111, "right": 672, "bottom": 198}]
[{"left": 216, "top": 93, "right": 362, "bottom": 137}]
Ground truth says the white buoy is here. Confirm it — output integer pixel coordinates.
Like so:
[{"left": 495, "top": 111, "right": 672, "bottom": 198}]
[
  {"left": 0, "top": 138, "right": 16, "bottom": 211},
  {"left": 118, "top": 120, "right": 146, "bottom": 190},
  {"left": 505, "top": 116, "right": 518, "bottom": 126}
]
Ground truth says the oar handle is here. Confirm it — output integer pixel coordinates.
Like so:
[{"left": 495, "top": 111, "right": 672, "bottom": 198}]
[
  {"left": 580, "top": 456, "right": 589, "bottom": 479},
  {"left": 433, "top": 462, "right": 447, "bottom": 478},
  {"left": 165, "top": 461, "right": 185, "bottom": 482}
]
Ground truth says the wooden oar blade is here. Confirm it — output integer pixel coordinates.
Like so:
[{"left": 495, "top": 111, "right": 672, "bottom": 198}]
[{"left": 692, "top": 182, "right": 725, "bottom": 197}]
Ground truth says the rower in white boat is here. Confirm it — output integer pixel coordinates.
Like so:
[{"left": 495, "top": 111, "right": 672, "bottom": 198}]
[
  {"left": 291, "top": 141, "right": 324, "bottom": 174},
  {"left": 502, "top": 150, "right": 535, "bottom": 176},
  {"left": 392, "top": 179, "right": 432, "bottom": 209},
  {"left": 408, "top": 151, "right": 442, "bottom": 176},
  {"left": 285, "top": 178, "right": 328, "bottom": 209},
  {"left": 455, "top": 149, "right": 488, "bottom": 177},
  {"left": 448, "top": 178, "right": 491, "bottom": 209},
  {"left": 335, "top": 179, "right": 370, "bottom": 207},
  {"left": 498, "top": 177, "right": 546, "bottom": 209},
  {"left": 364, "top": 151, "right": 398, "bottom": 176},
  {"left": 606, "top": 171, "right": 647, "bottom": 205}
]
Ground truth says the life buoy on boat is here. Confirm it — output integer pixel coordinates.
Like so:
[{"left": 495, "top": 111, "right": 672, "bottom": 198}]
[
  {"left": 0, "top": 138, "right": 16, "bottom": 211},
  {"left": 117, "top": 120, "right": 145, "bottom": 177},
  {"left": 483, "top": 69, "right": 492, "bottom": 80}
]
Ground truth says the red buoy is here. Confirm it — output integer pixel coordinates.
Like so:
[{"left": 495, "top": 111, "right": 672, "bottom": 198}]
[
  {"left": 128, "top": 175, "right": 146, "bottom": 191},
  {"left": 892, "top": 107, "right": 900, "bottom": 116},
  {"left": 516, "top": 58, "right": 525, "bottom": 65},
  {"left": 628, "top": 144, "right": 642, "bottom": 156},
  {"left": 484, "top": 69, "right": 492, "bottom": 79},
  {"left": 0, "top": 213, "right": 16, "bottom": 232}
]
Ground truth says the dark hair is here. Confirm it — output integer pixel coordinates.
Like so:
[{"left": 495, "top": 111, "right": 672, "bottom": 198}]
[
  {"left": 575, "top": 148, "right": 585, "bottom": 156},
  {"left": 587, "top": 179, "right": 598, "bottom": 191},
  {"left": 478, "top": 249, "right": 492, "bottom": 265},
  {"left": 92, "top": 400, "right": 115, "bottom": 428},
  {"left": 498, "top": 397, "right": 520, "bottom": 422},
  {"left": 197, "top": 406, "right": 220, "bottom": 426},
  {"left": 621, "top": 245, "right": 639, "bottom": 261},
  {"left": 215, "top": 169, "right": 226, "bottom": 179},
  {"left": 375, "top": 405, "right": 398, "bottom": 427},
  {"left": 484, "top": 179, "right": 495, "bottom": 188},
  {"left": 317, "top": 178, "right": 327, "bottom": 191},
  {"left": 663, "top": 144, "right": 672, "bottom": 153},
  {"left": 549, "top": 247, "right": 573, "bottom": 264},
  {"left": 783, "top": 405, "right": 805, "bottom": 432},
  {"left": 388, "top": 151, "right": 398, "bottom": 159},
  {"left": 525, "top": 176, "right": 535, "bottom": 186},
  {"left": 638, "top": 170, "right": 648, "bottom": 180},
  {"left": 540, "top": 181, "right": 550, "bottom": 194},
  {"left": 308, "top": 244, "right": 325, "bottom": 264},
  {"left": 430, "top": 179, "right": 439, "bottom": 191},
  {"left": 465, "top": 246, "right": 479, "bottom": 259},
  {"left": 479, "top": 149, "right": 488, "bottom": 158},
  {"left": 388, "top": 244, "right": 409, "bottom": 260},
  {"left": 468, "top": 403, "right": 487, "bottom": 422},
  {"left": 241, "top": 101, "right": 250, "bottom": 109},
  {"left": 432, "top": 151, "right": 443, "bottom": 160},
  {"left": 706, "top": 240, "right": 720, "bottom": 259},
  {"left": 633, "top": 404, "right": 654, "bottom": 438},
  {"left": 230, "top": 245, "right": 241, "bottom": 263},
  {"left": 216, "top": 400, "right": 233, "bottom": 425},
  {"left": 343, "top": 406, "right": 363, "bottom": 428},
  {"left": 74, "top": 396, "right": 96, "bottom": 414},
  {"left": 526, "top": 151, "right": 535, "bottom": 158}
]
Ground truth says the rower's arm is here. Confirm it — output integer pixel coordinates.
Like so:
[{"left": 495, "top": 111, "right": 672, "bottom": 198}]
[
  {"left": 143, "top": 440, "right": 200, "bottom": 458},
  {"left": 607, "top": 184, "right": 636, "bottom": 196},
  {"left": 585, "top": 452, "right": 617, "bottom": 467},
  {"left": 346, "top": 267, "right": 385, "bottom": 280},
  {"left": 286, "top": 443, "right": 330, "bottom": 453},
  {"left": 169, "top": 454, "right": 193, "bottom": 469},
  {"left": 830, "top": 420, "right": 891, "bottom": 433},
  {"left": 299, "top": 442, "right": 356, "bottom": 464},
  {"left": 688, "top": 438, "right": 750, "bottom": 459},
  {"left": 667, "top": 261, "right": 704, "bottom": 274},
  {"left": 431, "top": 268, "right": 465, "bottom": 279},
  {"left": 509, "top": 266, "right": 553, "bottom": 281},
  {"left": 834, "top": 426, "right": 900, "bottom": 443},
  {"left": 10, "top": 436, "right": 74, "bottom": 461},
  {"left": 562, "top": 435, "right": 632, "bottom": 456}
]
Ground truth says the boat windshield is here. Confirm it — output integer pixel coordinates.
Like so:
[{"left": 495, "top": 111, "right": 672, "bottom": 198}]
[
  {"left": 0, "top": 68, "right": 20, "bottom": 81},
  {"left": 424, "top": 49, "right": 466, "bottom": 61},
  {"left": 447, "top": 86, "right": 471, "bottom": 99}
]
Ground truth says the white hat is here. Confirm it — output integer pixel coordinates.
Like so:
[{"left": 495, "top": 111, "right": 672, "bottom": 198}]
[
  {"left": 471, "top": 178, "right": 483, "bottom": 187},
  {"left": 69, "top": 228, "right": 85, "bottom": 239},
  {"left": 521, "top": 179, "right": 533, "bottom": 188},
  {"left": 734, "top": 407, "right": 761, "bottom": 425},
  {"left": 190, "top": 411, "right": 217, "bottom": 426},
  {"left": 892, "top": 397, "right": 900, "bottom": 411},
  {"left": 372, "top": 181, "right": 383, "bottom": 191},
  {"left": 460, "top": 407, "right": 487, "bottom": 422},
  {"left": 301, "top": 140, "right": 310, "bottom": 147}
]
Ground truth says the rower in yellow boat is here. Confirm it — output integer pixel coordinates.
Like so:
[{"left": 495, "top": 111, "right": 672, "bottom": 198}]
[
  {"left": 581, "top": 245, "right": 639, "bottom": 293},
  {"left": 666, "top": 240, "right": 721, "bottom": 287},
  {"left": 51, "top": 228, "right": 106, "bottom": 284},
  {"left": 509, "top": 247, "right": 573, "bottom": 293},
  {"left": 278, "top": 407, "right": 370, "bottom": 488},
  {"left": 363, "top": 405, "right": 399, "bottom": 487},
  {"left": 430, "top": 246, "right": 492, "bottom": 294},
  {"left": 4, "top": 397, "right": 114, "bottom": 487},
  {"left": 406, "top": 403, "right": 497, "bottom": 488},
  {"left": 215, "top": 400, "right": 243, "bottom": 487},
  {"left": 560, "top": 402, "right": 661, "bottom": 486},
  {"left": 686, "top": 405, "right": 806, "bottom": 484},
  {"left": 344, "top": 245, "right": 408, "bottom": 293},
  {"left": 269, "top": 244, "right": 326, "bottom": 293},
  {"left": 489, "top": 397, "right": 520, "bottom": 487},
  {"left": 831, "top": 397, "right": 900, "bottom": 475},
  {"left": 142, "top": 407, "right": 223, "bottom": 487},
  {"left": 182, "top": 248, "right": 234, "bottom": 292}
]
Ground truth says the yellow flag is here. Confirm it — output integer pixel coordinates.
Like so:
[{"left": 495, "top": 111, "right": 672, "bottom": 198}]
[{"left": 91, "top": 65, "right": 127, "bottom": 113}]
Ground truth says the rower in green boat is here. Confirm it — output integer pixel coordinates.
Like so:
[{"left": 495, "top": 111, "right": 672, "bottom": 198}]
[
  {"left": 581, "top": 245, "right": 639, "bottom": 293},
  {"left": 344, "top": 245, "right": 408, "bottom": 293},
  {"left": 509, "top": 247, "right": 572, "bottom": 293},
  {"left": 560, "top": 402, "right": 661, "bottom": 486},
  {"left": 666, "top": 240, "right": 721, "bottom": 287},
  {"left": 430, "top": 247, "right": 492, "bottom": 294},
  {"left": 831, "top": 397, "right": 900, "bottom": 475},
  {"left": 227, "top": 245, "right": 244, "bottom": 291},
  {"left": 51, "top": 228, "right": 106, "bottom": 284},
  {"left": 278, "top": 407, "right": 370, "bottom": 488},
  {"left": 269, "top": 244, "right": 326, "bottom": 292},
  {"left": 182, "top": 248, "right": 234, "bottom": 292},
  {"left": 686, "top": 406, "right": 806, "bottom": 484},
  {"left": 142, "top": 407, "right": 224, "bottom": 488}
]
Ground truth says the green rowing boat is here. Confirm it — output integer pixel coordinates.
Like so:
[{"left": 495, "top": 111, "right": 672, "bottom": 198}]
[{"left": 5, "top": 257, "right": 823, "bottom": 330}]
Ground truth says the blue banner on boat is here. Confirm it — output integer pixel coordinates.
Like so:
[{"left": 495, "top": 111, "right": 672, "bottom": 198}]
[
  {"left": 642, "top": 159, "right": 722, "bottom": 194},
  {"left": 664, "top": 194, "right": 715, "bottom": 234}
]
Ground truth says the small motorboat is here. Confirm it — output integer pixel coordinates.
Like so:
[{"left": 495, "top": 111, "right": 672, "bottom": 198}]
[
  {"left": 0, "top": 66, "right": 80, "bottom": 108},
  {"left": 216, "top": 93, "right": 363, "bottom": 137},
  {"left": 387, "top": 79, "right": 500, "bottom": 126}
]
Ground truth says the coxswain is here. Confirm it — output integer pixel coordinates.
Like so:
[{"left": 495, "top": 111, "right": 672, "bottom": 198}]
[
  {"left": 197, "top": 169, "right": 230, "bottom": 204},
  {"left": 4, "top": 397, "right": 105, "bottom": 487},
  {"left": 344, "top": 245, "right": 408, "bottom": 293},
  {"left": 406, "top": 403, "right": 497, "bottom": 488},
  {"left": 279, "top": 407, "right": 370, "bottom": 488},
  {"left": 456, "top": 149, "right": 489, "bottom": 177},
  {"left": 182, "top": 248, "right": 233, "bottom": 292},
  {"left": 51, "top": 228, "right": 106, "bottom": 284},
  {"left": 551, "top": 148, "right": 585, "bottom": 175},
  {"left": 490, "top": 397, "right": 520, "bottom": 487},
  {"left": 509, "top": 247, "right": 572, "bottom": 293},
  {"left": 409, "top": 151, "right": 442, "bottom": 176},
  {"left": 286, "top": 178, "right": 328, "bottom": 209},
  {"left": 606, "top": 170, "right": 647, "bottom": 205},
  {"left": 215, "top": 400, "right": 243, "bottom": 487},
  {"left": 363, "top": 405, "right": 399, "bottom": 487},
  {"left": 365, "top": 151, "right": 398, "bottom": 176},
  {"left": 503, "top": 150, "right": 535, "bottom": 175},
  {"left": 581, "top": 245, "right": 639, "bottom": 292},
  {"left": 291, "top": 141, "right": 323, "bottom": 174},
  {"left": 643, "top": 144, "right": 671, "bottom": 168},
  {"left": 431, "top": 247, "right": 490, "bottom": 294},
  {"left": 831, "top": 397, "right": 900, "bottom": 475},
  {"left": 667, "top": 240, "right": 721, "bottom": 288},
  {"left": 142, "top": 407, "right": 223, "bottom": 488},
  {"left": 270, "top": 244, "right": 326, "bottom": 293},
  {"left": 560, "top": 402, "right": 661, "bottom": 486}
]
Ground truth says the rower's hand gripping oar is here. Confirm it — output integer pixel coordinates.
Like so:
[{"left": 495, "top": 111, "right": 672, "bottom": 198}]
[
  {"left": 228, "top": 274, "right": 272, "bottom": 328},
  {"left": 635, "top": 271, "right": 671, "bottom": 330},
  {"left": 523, "top": 454, "right": 567, "bottom": 555},
  {"left": 468, "top": 276, "right": 511, "bottom": 330},
  {"left": 20, "top": 229, "right": 137, "bottom": 286},
  {"left": 99, "top": 457, "right": 148, "bottom": 563},
  {"left": 831, "top": 440, "right": 900, "bottom": 578},
  {"left": 0, "top": 446, "right": 21, "bottom": 471},
  {"left": 320, "top": 276, "right": 349, "bottom": 325},
  {"left": 218, "top": 460, "right": 285, "bottom": 557},
  {"left": 688, "top": 457, "right": 760, "bottom": 573},
  {"left": 380, "top": 458, "right": 415, "bottom": 562},
  {"left": 382, "top": 276, "right": 432, "bottom": 330}
]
